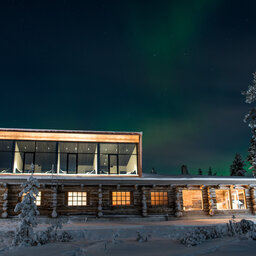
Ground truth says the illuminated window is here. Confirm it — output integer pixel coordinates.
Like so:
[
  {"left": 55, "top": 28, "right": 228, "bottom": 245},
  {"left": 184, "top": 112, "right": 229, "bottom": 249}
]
[
  {"left": 112, "top": 191, "right": 131, "bottom": 206},
  {"left": 216, "top": 190, "right": 231, "bottom": 210},
  {"left": 151, "top": 191, "right": 168, "bottom": 206},
  {"left": 36, "top": 191, "right": 41, "bottom": 206},
  {"left": 216, "top": 189, "right": 247, "bottom": 210},
  {"left": 68, "top": 192, "right": 87, "bottom": 206},
  {"left": 22, "top": 191, "right": 41, "bottom": 206},
  {"left": 182, "top": 190, "right": 203, "bottom": 210},
  {"left": 231, "top": 189, "right": 246, "bottom": 209}
]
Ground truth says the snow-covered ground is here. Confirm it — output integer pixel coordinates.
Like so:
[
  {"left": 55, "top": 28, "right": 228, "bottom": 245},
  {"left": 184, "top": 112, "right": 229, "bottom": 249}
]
[{"left": 0, "top": 218, "right": 256, "bottom": 256}]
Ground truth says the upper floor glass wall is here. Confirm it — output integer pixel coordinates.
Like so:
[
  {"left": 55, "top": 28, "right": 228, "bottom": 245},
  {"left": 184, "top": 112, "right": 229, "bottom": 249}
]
[
  {"left": 0, "top": 140, "right": 14, "bottom": 173},
  {"left": 0, "top": 140, "right": 138, "bottom": 175},
  {"left": 14, "top": 141, "right": 57, "bottom": 173},
  {"left": 59, "top": 142, "right": 97, "bottom": 174},
  {"left": 99, "top": 143, "right": 137, "bottom": 175}
]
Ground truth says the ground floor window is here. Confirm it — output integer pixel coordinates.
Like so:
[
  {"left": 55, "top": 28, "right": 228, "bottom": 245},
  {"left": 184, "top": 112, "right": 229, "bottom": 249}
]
[
  {"left": 182, "top": 190, "right": 203, "bottom": 210},
  {"left": 36, "top": 191, "right": 41, "bottom": 206},
  {"left": 22, "top": 191, "right": 41, "bottom": 206},
  {"left": 215, "top": 190, "right": 230, "bottom": 210},
  {"left": 112, "top": 191, "right": 131, "bottom": 206},
  {"left": 68, "top": 192, "right": 87, "bottom": 206},
  {"left": 215, "top": 189, "right": 246, "bottom": 210},
  {"left": 151, "top": 191, "right": 168, "bottom": 206},
  {"left": 231, "top": 189, "right": 246, "bottom": 209}
]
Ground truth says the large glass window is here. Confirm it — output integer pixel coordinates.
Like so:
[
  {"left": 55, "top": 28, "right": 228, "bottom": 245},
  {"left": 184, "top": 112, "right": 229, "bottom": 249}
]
[
  {"left": 0, "top": 140, "right": 138, "bottom": 175},
  {"left": 99, "top": 143, "right": 137, "bottom": 175},
  {"left": 0, "top": 152, "right": 13, "bottom": 173},
  {"left": 78, "top": 154, "right": 96, "bottom": 174},
  {"left": 13, "top": 141, "right": 57, "bottom": 173},
  {"left": 0, "top": 140, "right": 14, "bottom": 152},
  {"left": 182, "top": 190, "right": 203, "bottom": 211},
  {"left": 0, "top": 140, "right": 14, "bottom": 173},
  {"left": 100, "top": 143, "right": 118, "bottom": 154},
  {"left": 216, "top": 190, "right": 231, "bottom": 210},
  {"left": 24, "top": 152, "right": 34, "bottom": 173},
  {"left": 118, "top": 155, "right": 137, "bottom": 174},
  {"left": 59, "top": 142, "right": 97, "bottom": 174},
  {"left": 231, "top": 189, "right": 246, "bottom": 210},
  {"left": 34, "top": 153, "right": 56, "bottom": 173}
]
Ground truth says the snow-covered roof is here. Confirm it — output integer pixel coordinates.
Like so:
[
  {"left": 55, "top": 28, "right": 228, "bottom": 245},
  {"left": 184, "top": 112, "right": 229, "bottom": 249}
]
[{"left": 0, "top": 174, "right": 255, "bottom": 186}]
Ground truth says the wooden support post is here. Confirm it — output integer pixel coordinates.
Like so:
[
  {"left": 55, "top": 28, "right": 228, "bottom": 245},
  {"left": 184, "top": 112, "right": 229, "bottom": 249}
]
[
  {"left": 98, "top": 184, "right": 103, "bottom": 217},
  {"left": 141, "top": 187, "right": 147, "bottom": 217},
  {"left": 1, "top": 183, "right": 8, "bottom": 218},
  {"left": 207, "top": 187, "right": 216, "bottom": 216},
  {"left": 51, "top": 186, "right": 57, "bottom": 218},
  {"left": 174, "top": 186, "right": 182, "bottom": 217}
]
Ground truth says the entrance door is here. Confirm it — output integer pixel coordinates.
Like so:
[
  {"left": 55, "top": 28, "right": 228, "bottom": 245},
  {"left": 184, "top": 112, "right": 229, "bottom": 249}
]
[
  {"left": 109, "top": 154, "right": 118, "bottom": 174},
  {"left": 23, "top": 152, "right": 35, "bottom": 173},
  {"left": 67, "top": 154, "right": 77, "bottom": 174}
]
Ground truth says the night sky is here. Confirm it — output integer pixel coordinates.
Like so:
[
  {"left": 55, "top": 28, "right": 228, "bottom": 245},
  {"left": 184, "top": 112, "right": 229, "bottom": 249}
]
[{"left": 1, "top": 0, "right": 256, "bottom": 175}]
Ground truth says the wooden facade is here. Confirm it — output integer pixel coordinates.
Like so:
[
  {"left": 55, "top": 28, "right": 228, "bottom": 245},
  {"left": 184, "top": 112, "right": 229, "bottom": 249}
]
[
  {"left": 0, "top": 176, "right": 255, "bottom": 218},
  {"left": 0, "top": 128, "right": 256, "bottom": 219}
]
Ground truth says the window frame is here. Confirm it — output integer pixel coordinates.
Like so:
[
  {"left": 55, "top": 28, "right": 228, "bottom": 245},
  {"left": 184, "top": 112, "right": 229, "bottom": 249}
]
[
  {"left": 0, "top": 139, "right": 140, "bottom": 176},
  {"left": 66, "top": 191, "right": 88, "bottom": 207},
  {"left": 182, "top": 189, "right": 203, "bottom": 211},
  {"left": 230, "top": 189, "right": 247, "bottom": 210},
  {"left": 150, "top": 191, "right": 169, "bottom": 206},
  {"left": 99, "top": 142, "right": 138, "bottom": 175},
  {"left": 215, "top": 188, "right": 247, "bottom": 210},
  {"left": 111, "top": 191, "right": 132, "bottom": 206},
  {"left": 21, "top": 191, "right": 42, "bottom": 206}
]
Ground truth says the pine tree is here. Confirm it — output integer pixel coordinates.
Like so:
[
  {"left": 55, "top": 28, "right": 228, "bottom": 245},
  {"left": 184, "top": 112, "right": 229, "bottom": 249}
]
[
  {"left": 230, "top": 154, "right": 246, "bottom": 176},
  {"left": 208, "top": 167, "right": 212, "bottom": 176},
  {"left": 13, "top": 164, "right": 40, "bottom": 247},
  {"left": 243, "top": 72, "right": 256, "bottom": 177}
]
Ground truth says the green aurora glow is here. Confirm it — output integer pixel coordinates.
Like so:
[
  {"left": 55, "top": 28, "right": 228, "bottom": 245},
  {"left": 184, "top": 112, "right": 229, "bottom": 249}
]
[{"left": 0, "top": 0, "right": 255, "bottom": 175}]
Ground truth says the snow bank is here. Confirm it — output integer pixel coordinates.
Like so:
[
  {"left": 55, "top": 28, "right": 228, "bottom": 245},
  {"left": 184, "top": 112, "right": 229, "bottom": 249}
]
[{"left": 180, "top": 219, "right": 256, "bottom": 247}]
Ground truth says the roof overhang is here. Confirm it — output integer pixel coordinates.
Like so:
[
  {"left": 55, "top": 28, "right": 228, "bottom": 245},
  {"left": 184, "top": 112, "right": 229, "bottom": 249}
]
[{"left": 0, "top": 128, "right": 142, "bottom": 143}]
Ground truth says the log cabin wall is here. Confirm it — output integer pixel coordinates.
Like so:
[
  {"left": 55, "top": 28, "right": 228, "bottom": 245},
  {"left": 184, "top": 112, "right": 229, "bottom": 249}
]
[
  {"left": 250, "top": 186, "right": 256, "bottom": 214},
  {"left": 0, "top": 182, "right": 255, "bottom": 218},
  {"left": 0, "top": 184, "right": 5, "bottom": 217}
]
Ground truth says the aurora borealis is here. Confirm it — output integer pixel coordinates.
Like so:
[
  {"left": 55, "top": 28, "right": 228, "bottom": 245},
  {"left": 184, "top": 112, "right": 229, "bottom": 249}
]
[{"left": 1, "top": 0, "right": 256, "bottom": 175}]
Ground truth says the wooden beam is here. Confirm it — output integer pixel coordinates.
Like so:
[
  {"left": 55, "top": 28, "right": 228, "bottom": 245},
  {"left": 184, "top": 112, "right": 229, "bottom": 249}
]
[
  {"left": 0, "top": 131, "right": 140, "bottom": 143},
  {"left": 138, "top": 133, "right": 143, "bottom": 177}
]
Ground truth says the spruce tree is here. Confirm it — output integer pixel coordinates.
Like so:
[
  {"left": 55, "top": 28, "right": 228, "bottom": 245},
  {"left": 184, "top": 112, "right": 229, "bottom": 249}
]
[
  {"left": 230, "top": 153, "right": 246, "bottom": 176},
  {"left": 13, "top": 164, "right": 40, "bottom": 247},
  {"left": 243, "top": 72, "right": 256, "bottom": 177},
  {"left": 208, "top": 167, "right": 212, "bottom": 176}
]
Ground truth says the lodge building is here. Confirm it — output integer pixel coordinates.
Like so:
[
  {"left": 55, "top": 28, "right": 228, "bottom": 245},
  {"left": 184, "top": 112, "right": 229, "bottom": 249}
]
[{"left": 0, "top": 128, "right": 256, "bottom": 219}]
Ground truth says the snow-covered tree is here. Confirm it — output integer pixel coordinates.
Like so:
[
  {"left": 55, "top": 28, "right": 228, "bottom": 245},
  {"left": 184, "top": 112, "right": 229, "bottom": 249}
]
[
  {"left": 13, "top": 164, "right": 40, "bottom": 247},
  {"left": 243, "top": 72, "right": 256, "bottom": 177},
  {"left": 230, "top": 153, "right": 246, "bottom": 176}
]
